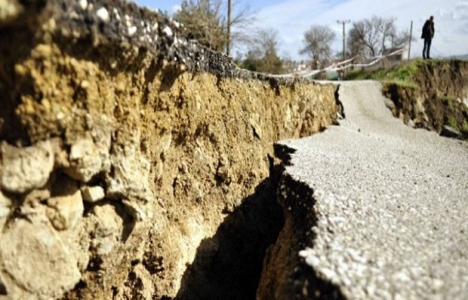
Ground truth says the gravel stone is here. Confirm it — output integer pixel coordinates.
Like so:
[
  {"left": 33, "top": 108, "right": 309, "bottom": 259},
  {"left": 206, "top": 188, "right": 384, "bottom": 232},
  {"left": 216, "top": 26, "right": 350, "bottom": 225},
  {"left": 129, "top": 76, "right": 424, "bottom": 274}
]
[
  {"left": 96, "top": 7, "right": 109, "bottom": 22},
  {"left": 81, "top": 185, "right": 105, "bottom": 203}
]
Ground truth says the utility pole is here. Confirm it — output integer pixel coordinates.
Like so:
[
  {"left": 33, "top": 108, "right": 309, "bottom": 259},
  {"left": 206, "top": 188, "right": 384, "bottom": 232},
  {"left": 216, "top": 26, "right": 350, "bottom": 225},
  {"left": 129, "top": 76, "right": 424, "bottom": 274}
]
[
  {"left": 408, "top": 20, "right": 413, "bottom": 60},
  {"left": 337, "top": 20, "right": 351, "bottom": 61},
  {"left": 227, "top": 0, "right": 232, "bottom": 56}
]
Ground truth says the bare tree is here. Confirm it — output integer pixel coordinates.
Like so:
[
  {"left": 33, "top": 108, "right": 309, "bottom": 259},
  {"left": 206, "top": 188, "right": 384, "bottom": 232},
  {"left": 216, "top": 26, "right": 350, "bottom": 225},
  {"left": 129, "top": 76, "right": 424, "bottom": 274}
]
[
  {"left": 227, "top": 0, "right": 256, "bottom": 54},
  {"left": 347, "top": 25, "right": 366, "bottom": 61},
  {"left": 347, "top": 16, "right": 409, "bottom": 60},
  {"left": 380, "top": 17, "right": 396, "bottom": 53},
  {"left": 242, "top": 28, "right": 283, "bottom": 74},
  {"left": 391, "top": 30, "right": 412, "bottom": 49},
  {"left": 173, "top": 0, "right": 255, "bottom": 54},
  {"left": 300, "top": 24, "right": 336, "bottom": 69},
  {"left": 348, "top": 17, "right": 382, "bottom": 58}
]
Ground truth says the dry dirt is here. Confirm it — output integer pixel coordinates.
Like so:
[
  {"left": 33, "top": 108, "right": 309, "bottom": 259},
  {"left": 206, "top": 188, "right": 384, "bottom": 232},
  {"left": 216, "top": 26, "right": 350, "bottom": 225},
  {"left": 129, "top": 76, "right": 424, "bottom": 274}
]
[{"left": 0, "top": 1, "right": 338, "bottom": 299}]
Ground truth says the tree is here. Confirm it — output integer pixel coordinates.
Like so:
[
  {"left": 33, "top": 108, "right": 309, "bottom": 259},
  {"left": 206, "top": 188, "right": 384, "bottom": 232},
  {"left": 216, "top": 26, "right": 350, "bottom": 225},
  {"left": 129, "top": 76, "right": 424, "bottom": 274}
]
[
  {"left": 347, "top": 16, "right": 409, "bottom": 60},
  {"left": 347, "top": 25, "right": 366, "bottom": 60},
  {"left": 300, "top": 25, "right": 336, "bottom": 69},
  {"left": 174, "top": 0, "right": 226, "bottom": 51},
  {"left": 241, "top": 28, "right": 284, "bottom": 74},
  {"left": 173, "top": 0, "right": 255, "bottom": 54}
]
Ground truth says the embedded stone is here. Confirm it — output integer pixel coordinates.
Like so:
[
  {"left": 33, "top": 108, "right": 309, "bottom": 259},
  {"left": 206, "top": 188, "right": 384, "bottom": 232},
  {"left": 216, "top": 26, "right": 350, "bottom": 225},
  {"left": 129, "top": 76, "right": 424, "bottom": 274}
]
[
  {"left": 47, "top": 179, "right": 84, "bottom": 231},
  {"left": 0, "top": 141, "right": 54, "bottom": 194},
  {"left": 96, "top": 7, "right": 109, "bottom": 22},
  {"left": 0, "top": 190, "right": 12, "bottom": 233},
  {"left": 65, "top": 136, "right": 110, "bottom": 182},
  {"left": 81, "top": 185, "right": 105, "bottom": 203},
  {"left": 91, "top": 204, "right": 123, "bottom": 255},
  {"left": 0, "top": 216, "right": 81, "bottom": 299},
  {"left": 249, "top": 117, "right": 262, "bottom": 139},
  {"left": 0, "top": 0, "right": 23, "bottom": 26}
]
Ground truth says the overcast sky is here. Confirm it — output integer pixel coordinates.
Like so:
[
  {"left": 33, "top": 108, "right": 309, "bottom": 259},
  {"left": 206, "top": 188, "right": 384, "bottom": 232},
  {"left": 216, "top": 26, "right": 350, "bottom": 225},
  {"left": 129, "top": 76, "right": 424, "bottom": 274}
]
[{"left": 135, "top": 0, "right": 468, "bottom": 60}]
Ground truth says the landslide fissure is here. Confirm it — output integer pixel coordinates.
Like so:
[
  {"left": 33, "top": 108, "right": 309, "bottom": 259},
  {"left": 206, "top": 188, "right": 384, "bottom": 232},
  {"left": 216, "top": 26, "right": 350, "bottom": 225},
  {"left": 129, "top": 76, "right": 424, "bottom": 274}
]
[
  {"left": 0, "top": 1, "right": 338, "bottom": 299},
  {"left": 255, "top": 144, "right": 345, "bottom": 300},
  {"left": 175, "top": 156, "right": 285, "bottom": 299}
]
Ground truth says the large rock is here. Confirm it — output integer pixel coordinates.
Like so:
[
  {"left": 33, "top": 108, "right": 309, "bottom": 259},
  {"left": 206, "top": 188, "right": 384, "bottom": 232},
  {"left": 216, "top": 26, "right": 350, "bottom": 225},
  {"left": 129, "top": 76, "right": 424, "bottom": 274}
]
[{"left": 0, "top": 216, "right": 81, "bottom": 299}]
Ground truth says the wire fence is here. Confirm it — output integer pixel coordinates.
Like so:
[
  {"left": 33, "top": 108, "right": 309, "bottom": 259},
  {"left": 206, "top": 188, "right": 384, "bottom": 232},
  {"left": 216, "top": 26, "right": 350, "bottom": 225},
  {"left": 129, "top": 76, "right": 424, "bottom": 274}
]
[{"left": 242, "top": 48, "right": 407, "bottom": 79}]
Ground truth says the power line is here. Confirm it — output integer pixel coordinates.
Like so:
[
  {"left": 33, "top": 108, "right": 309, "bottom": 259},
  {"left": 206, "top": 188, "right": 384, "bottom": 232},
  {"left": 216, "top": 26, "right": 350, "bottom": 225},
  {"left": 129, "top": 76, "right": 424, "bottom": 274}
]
[{"left": 337, "top": 20, "right": 351, "bottom": 61}]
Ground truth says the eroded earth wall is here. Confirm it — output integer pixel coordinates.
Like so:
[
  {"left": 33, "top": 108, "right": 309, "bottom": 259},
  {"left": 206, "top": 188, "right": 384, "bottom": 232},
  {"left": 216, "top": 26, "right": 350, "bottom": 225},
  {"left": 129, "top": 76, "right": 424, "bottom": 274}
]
[
  {"left": 0, "top": 1, "right": 337, "bottom": 299},
  {"left": 384, "top": 60, "right": 468, "bottom": 138}
]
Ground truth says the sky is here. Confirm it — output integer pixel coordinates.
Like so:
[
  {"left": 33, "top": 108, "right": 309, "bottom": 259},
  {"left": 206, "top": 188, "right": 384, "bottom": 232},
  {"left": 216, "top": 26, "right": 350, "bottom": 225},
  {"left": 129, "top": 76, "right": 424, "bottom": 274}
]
[{"left": 135, "top": 0, "right": 468, "bottom": 60}]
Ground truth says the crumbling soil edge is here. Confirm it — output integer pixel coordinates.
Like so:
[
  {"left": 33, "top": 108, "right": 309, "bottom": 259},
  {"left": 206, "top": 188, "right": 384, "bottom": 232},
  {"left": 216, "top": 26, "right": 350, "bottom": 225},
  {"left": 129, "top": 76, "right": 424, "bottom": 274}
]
[
  {"left": 335, "top": 84, "right": 345, "bottom": 121},
  {"left": 256, "top": 144, "right": 345, "bottom": 300}
]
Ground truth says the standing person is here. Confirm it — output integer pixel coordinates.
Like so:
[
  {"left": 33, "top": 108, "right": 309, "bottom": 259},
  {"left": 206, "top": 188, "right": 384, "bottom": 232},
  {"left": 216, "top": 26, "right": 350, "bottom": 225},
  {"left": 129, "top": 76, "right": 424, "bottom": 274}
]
[
  {"left": 337, "top": 70, "right": 344, "bottom": 81},
  {"left": 421, "top": 16, "right": 435, "bottom": 59}
]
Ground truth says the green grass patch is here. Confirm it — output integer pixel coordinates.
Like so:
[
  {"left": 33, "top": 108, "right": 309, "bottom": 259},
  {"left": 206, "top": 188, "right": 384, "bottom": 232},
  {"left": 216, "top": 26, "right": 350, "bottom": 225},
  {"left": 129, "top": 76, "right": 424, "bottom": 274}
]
[
  {"left": 462, "top": 120, "right": 468, "bottom": 133},
  {"left": 344, "top": 59, "right": 427, "bottom": 86},
  {"left": 448, "top": 117, "right": 458, "bottom": 129},
  {"left": 381, "top": 79, "right": 418, "bottom": 89}
]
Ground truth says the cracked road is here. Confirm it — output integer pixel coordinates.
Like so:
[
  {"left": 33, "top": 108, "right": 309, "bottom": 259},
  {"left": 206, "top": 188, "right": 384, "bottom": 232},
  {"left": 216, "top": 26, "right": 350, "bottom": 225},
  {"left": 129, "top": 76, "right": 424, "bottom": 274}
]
[{"left": 279, "top": 81, "right": 468, "bottom": 299}]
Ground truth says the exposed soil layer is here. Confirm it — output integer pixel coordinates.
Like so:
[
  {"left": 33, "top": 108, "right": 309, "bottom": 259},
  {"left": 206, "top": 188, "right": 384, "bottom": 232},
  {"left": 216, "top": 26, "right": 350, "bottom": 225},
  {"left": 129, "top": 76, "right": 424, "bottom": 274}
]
[
  {"left": 383, "top": 60, "right": 468, "bottom": 138},
  {"left": 0, "top": 1, "right": 338, "bottom": 299}
]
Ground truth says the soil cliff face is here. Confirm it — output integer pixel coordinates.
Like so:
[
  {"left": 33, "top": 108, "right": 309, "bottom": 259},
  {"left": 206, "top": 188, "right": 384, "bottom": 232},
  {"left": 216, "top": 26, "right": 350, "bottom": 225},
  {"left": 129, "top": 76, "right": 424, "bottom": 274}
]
[
  {"left": 0, "top": 1, "right": 337, "bottom": 299},
  {"left": 383, "top": 60, "right": 468, "bottom": 138}
]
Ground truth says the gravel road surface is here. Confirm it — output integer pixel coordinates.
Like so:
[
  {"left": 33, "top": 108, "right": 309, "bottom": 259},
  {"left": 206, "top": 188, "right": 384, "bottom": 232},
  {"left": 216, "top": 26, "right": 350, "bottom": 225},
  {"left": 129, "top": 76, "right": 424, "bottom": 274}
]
[{"left": 279, "top": 81, "right": 468, "bottom": 299}]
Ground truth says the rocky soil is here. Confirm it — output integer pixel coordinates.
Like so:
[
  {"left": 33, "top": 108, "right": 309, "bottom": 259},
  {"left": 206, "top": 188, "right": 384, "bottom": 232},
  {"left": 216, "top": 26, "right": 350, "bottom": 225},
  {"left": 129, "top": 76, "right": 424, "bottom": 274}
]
[
  {"left": 0, "top": 1, "right": 338, "bottom": 299},
  {"left": 4, "top": 1, "right": 464, "bottom": 300}
]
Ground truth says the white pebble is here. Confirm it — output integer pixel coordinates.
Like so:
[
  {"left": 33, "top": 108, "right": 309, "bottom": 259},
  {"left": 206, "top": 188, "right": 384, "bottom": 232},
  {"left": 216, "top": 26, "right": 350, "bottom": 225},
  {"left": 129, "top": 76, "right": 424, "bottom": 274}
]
[
  {"left": 78, "top": 0, "right": 87, "bottom": 10},
  {"left": 305, "top": 255, "right": 321, "bottom": 268},
  {"left": 96, "top": 7, "right": 109, "bottom": 22},
  {"left": 113, "top": 8, "right": 121, "bottom": 21},
  {"left": 81, "top": 185, "right": 105, "bottom": 203},
  {"left": 298, "top": 247, "right": 314, "bottom": 258},
  {"left": 125, "top": 14, "right": 131, "bottom": 27},
  {"left": 128, "top": 26, "right": 137, "bottom": 36},
  {"left": 163, "top": 26, "right": 173, "bottom": 37}
]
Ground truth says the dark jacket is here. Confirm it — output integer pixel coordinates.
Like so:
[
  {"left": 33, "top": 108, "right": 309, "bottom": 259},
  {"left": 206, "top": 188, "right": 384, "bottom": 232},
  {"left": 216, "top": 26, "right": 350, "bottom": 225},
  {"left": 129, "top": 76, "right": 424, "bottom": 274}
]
[{"left": 421, "top": 20, "right": 435, "bottom": 39}]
